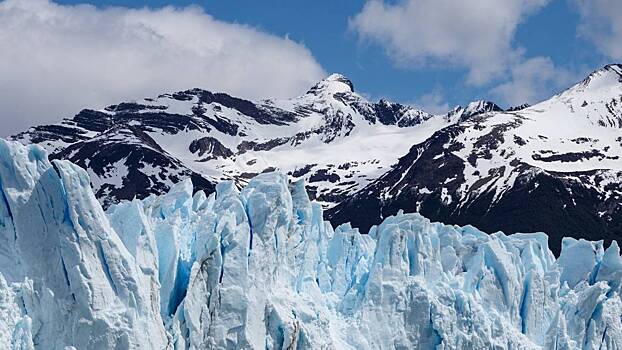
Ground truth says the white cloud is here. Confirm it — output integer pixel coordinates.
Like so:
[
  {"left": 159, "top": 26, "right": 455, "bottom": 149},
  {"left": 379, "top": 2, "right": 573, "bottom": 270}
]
[
  {"left": 350, "top": 0, "right": 549, "bottom": 85},
  {"left": 410, "top": 88, "right": 450, "bottom": 114},
  {"left": 0, "top": 0, "right": 326, "bottom": 136},
  {"left": 491, "top": 56, "right": 574, "bottom": 106},
  {"left": 572, "top": 0, "right": 622, "bottom": 59}
]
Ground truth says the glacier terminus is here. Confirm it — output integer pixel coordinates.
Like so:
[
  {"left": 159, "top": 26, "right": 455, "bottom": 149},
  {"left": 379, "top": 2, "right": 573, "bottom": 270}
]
[{"left": 0, "top": 138, "right": 621, "bottom": 349}]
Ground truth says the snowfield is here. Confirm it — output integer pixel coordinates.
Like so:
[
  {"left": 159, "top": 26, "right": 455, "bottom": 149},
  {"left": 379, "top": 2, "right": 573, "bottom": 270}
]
[{"left": 1, "top": 138, "right": 621, "bottom": 349}]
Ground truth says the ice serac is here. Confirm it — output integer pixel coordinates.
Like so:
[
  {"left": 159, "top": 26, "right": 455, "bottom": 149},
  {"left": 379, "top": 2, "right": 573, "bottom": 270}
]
[
  {"left": 0, "top": 139, "right": 167, "bottom": 349},
  {"left": 1, "top": 138, "right": 622, "bottom": 349}
]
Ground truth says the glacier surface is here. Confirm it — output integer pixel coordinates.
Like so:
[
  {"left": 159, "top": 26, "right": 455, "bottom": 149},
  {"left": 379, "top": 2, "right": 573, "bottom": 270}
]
[{"left": 0, "top": 138, "right": 621, "bottom": 349}]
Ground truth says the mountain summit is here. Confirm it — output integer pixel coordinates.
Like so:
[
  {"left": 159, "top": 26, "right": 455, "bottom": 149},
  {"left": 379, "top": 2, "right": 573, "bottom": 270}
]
[{"left": 307, "top": 73, "right": 355, "bottom": 95}]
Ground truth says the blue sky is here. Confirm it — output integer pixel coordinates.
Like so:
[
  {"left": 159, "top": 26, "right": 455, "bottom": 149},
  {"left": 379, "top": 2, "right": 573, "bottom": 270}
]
[
  {"left": 51, "top": 0, "right": 611, "bottom": 108},
  {"left": 1, "top": 0, "right": 621, "bottom": 134}
]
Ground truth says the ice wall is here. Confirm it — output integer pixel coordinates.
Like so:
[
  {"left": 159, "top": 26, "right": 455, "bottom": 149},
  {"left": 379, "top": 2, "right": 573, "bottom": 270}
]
[{"left": 0, "top": 138, "right": 621, "bottom": 349}]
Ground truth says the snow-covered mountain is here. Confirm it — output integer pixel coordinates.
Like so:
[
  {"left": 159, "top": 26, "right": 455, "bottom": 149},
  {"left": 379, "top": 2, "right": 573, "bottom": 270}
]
[
  {"left": 329, "top": 64, "right": 622, "bottom": 254},
  {"left": 11, "top": 65, "right": 622, "bottom": 253},
  {"left": 11, "top": 73, "right": 446, "bottom": 208},
  {"left": 1, "top": 138, "right": 621, "bottom": 349}
]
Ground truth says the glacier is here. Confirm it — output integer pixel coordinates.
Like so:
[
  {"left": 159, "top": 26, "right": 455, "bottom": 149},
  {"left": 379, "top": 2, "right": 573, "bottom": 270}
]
[{"left": 0, "top": 138, "right": 621, "bottom": 349}]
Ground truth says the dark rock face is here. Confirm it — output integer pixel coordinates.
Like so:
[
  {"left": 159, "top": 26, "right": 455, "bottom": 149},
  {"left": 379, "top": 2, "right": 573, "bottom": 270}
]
[
  {"left": 13, "top": 103, "right": 225, "bottom": 207},
  {"left": 309, "top": 169, "right": 340, "bottom": 183},
  {"left": 328, "top": 168, "right": 622, "bottom": 256},
  {"left": 51, "top": 126, "right": 216, "bottom": 207},
  {"left": 237, "top": 138, "right": 290, "bottom": 154},
  {"left": 189, "top": 137, "right": 233, "bottom": 159},
  {"left": 532, "top": 150, "right": 618, "bottom": 162},
  {"left": 507, "top": 103, "right": 531, "bottom": 111}
]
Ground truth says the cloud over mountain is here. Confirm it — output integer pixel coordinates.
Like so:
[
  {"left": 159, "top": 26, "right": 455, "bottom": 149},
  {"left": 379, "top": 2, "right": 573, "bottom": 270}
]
[
  {"left": 491, "top": 56, "right": 575, "bottom": 106},
  {"left": 573, "top": 0, "right": 622, "bottom": 60},
  {"left": 350, "top": 0, "right": 549, "bottom": 85},
  {"left": 0, "top": 0, "right": 326, "bottom": 136}
]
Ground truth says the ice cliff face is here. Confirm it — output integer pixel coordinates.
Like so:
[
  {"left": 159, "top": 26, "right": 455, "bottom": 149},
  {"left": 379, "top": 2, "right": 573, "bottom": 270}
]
[{"left": 1, "top": 138, "right": 621, "bottom": 349}]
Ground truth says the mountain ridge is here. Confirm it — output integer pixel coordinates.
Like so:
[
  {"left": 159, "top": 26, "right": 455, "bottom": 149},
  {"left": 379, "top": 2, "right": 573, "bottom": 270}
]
[{"left": 11, "top": 64, "right": 622, "bottom": 251}]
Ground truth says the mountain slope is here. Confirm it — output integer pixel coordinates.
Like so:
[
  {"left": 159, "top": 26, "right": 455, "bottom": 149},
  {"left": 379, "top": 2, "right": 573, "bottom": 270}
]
[
  {"left": 328, "top": 64, "right": 622, "bottom": 254},
  {"left": 1, "top": 138, "right": 621, "bottom": 349}
]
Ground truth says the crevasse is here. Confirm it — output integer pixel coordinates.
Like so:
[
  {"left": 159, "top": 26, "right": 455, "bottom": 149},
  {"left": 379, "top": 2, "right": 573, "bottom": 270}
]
[{"left": 0, "top": 138, "right": 621, "bottom": 349}]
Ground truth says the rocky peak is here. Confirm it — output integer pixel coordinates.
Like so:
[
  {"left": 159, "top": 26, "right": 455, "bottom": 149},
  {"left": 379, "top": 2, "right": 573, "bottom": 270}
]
[
  {"left": 570, "top": 63, "right": 622, "bottom": 94},
  {"left": 306, "top": 73, "right": 355, "bottom": 96},
  {"left": 464, "top": 100, "right": 503, "bottom": 116},
  {"left": 445, "top": 100, "right": 503, "bottom": 123}
]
